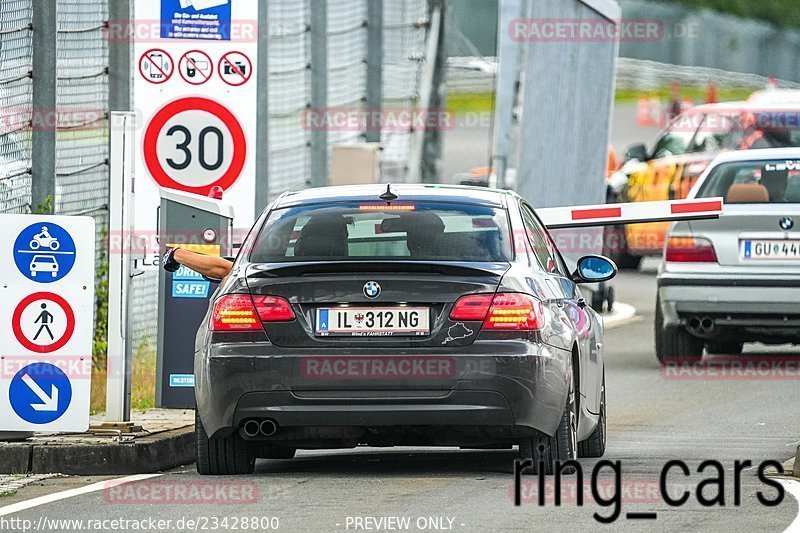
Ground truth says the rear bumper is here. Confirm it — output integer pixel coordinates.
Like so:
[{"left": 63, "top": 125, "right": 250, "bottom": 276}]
[
  {"left": 195, "top": 339, "right": 572, "bottom": 442},
  {"left": 657, "top": 275, "right": 800, "bottom": 331}
]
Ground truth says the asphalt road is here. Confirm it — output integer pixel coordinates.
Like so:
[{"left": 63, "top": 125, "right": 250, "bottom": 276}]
[{"left": 2, "top": 267, "right": 799, "bottom": 533}]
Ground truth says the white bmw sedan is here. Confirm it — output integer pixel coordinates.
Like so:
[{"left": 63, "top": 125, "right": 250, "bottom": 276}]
[{"left": 656, "top": 148, "right": 800, "bottom": 364}]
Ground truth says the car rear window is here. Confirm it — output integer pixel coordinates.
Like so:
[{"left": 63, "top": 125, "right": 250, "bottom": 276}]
[
  {"left": 696, "top": 160, "right": 800, "bottom": 203},
  {"left": 248, "top": 201, "right": 512, "bottom": 263}
]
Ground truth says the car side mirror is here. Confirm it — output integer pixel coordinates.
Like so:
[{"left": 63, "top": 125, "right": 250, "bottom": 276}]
[
  {"left": 624, "top": 143, "right": 648, "bottom": 163},
  {"left": 572, "top": 255, "right": 617, "bottom": 284}
]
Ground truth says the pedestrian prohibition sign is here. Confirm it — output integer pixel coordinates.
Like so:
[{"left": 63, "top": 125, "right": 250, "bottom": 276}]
[
  {"left": 9, "top": 363, "right": 72, "bottom": 425},
  {"left": 142, "top": 97, "right": 247, "bottom": 196},
  {"left": 12, "top": 292, "right": 76, "bottom": 353}
]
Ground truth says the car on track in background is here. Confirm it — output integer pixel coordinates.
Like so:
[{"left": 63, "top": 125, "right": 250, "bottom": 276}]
[
  {"left": 656, "top": 148, "right": 800, "bottom": 364},
  {"left": 194, "top": 184, "right": 616, "bottom": 475},
  {"left": 747, "top": 88, "right": 800, "bottom": 105},
  {"left": 609, "top": 102, "right": 800, "bottom": 269}
]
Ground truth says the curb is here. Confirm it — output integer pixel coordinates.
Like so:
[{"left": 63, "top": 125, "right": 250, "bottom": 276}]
[
  {"left": 783, "top": 445, "right": 800, "bottom": 479},
  {"left": 0, "top": 426, "right": 194, "bottom": 476},
  {"left": 602, "top": 302, "right": 637, "bottom": 330}
]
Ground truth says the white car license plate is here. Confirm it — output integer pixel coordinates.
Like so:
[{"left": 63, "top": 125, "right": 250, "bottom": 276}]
[
  {"left": 316, "top": 307, "right": 430, "bottom": 336},
  {"left": 741, "top": 239, "right": 800, "bottom": 260}
]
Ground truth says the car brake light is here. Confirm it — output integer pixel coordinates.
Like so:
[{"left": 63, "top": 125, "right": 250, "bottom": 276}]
[
  {"left": 253, "top": 295, "right": 295, "bottom": 322},
  {"left": 484, "top": 293, "right": 545, "bottom": 330},
  {"left": 452, "top": 293, "right": 545, "bottom": 330},
  {"left": 210, "top": 294, "right": 263, "bottom": 331},
  {"left": 450, "top": 294, "right": 494, "bottom": 321},
  {"left": 665, "top": 236, "right": 717, "bottom": 263},
  {"left": 210, "top": 295, "right": 296, "bottom": 331}
]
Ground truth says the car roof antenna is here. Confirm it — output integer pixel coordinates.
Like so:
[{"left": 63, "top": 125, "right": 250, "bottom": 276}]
[{"left": 379, "top": 184, "right": 398, "bottom": 203}]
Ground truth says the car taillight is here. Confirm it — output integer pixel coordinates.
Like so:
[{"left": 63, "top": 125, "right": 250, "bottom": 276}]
[
  {"left": 253, "top": 295, "right": 295, "bottom": 322},
  {"left": 665, "top": 236, "right": 717, "bottom": 263},
  {"left": 210, "top": 294, "right": 262, "bottom": 331},
  {"left": 452, "top": 292, "right": 545, "bottom": 331},
  {"left": 484, "top": 293, "right": 545, "bottom": 330},
  {"left": 450, "top": 294, "right": 494, "bottom": 321},
  {"left": 210, "top": 294, "right": 296, "bottom": 332}
]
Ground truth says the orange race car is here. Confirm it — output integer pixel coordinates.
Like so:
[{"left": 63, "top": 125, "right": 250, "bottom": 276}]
[{"left": 609, "top": 101, "right": 800, "bottom": 269}]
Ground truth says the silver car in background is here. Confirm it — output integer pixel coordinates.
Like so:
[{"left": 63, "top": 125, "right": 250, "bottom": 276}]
[{"left": 656, "top": 148, "right": 800, "bottom": 364}]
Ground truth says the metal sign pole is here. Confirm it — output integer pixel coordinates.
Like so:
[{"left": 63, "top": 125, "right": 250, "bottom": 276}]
[{"left": 104, "top": 112, "right": 136, "bottom": 425}]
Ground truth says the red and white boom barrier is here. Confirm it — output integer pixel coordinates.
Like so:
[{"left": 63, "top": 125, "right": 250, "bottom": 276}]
[{"left": 537, "top": 198, "right": 724, "bottom": 229}]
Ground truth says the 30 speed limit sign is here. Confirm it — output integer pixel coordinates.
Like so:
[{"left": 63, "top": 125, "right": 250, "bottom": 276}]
[{"left": 142, "top": 97, "right": 247, "bottom": 196}]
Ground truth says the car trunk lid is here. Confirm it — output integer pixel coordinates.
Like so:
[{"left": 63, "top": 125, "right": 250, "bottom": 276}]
[
  {"left": 682, "top": 204, "right": 800, "bottom": 269},
  {"left": 245, "top": 261, "right": 510, "bottom": 348}
]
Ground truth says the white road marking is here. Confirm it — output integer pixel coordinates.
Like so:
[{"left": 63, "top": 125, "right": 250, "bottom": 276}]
[
  {"left": 780, "top": 479, "right": 800, "bottom": 533},
  {"left": 0, "top": 473, "right": 162, "bottom": 517}
]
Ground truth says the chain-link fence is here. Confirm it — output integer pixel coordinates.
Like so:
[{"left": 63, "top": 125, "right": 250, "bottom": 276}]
[
  {"left": 0, "top": 0, "right": 109, "bottom": 245},
  {"left": 264, "top": 0, "right": 429, "bottom": 196},
  {"left": 56, "top": 0, "right": 109, "bottom": 265},
  {"left": 0, "top": 1, "right": 34, "bottom": 215},
  {"left": 128, "top": 0, "right": 435, "bottom": 360},
  {"left": 0, "top": 0, "right": 441, "bottom": 400}
]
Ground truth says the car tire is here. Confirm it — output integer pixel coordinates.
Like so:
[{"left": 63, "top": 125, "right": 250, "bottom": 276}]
[
  {"left": 655, "top": 296, "right": 703, "bottom": 365},
  {"left": 519, "top": 378, "right": 577, "bottom": 475},
  {"left": 603, "top": 226, "right": 642, "bottom": 271},
  {"left": 195, "top": 411, "right": 255, "bottom": 475},
  {"left": 258, "top": 444, "right": 296, "bottom": 459},
  {"left": 614, "top": 253, "right": 642, "bottom": 271},
  {"left": 706, "top": 340, "right": 744, "bottom": 355},
  {"left": 590, "top": 287, "right": 605, "bottom": 313},
  {"left": 578, "top": 372, "right": 606, "bottom": 458},
  {"left": 605, "top": 286, "right": 615, "bottom": 313}
]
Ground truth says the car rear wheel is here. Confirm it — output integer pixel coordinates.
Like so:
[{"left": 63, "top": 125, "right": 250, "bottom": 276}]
[
  {"left": 578, "top": 372, "right": 606, "bottom": 458},
  {"left": 655, "top": 296, "right": 703, "bottom": 365},
  {"left": 706, "top": 340, "right": 744, "bottom": 355},
  {"left": 258, "top": 444, "right": 297, "bottom": 459},
  {"left": 195, "top": 411, "right": 255, "bottom": 475},
  {"left": 519, "top": 379, "right": 577, "bottom": 474}
]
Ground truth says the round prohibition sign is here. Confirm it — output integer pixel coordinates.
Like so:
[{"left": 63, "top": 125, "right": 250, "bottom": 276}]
[
  {"left": 139, "top": 48, "right": 174, "bottom": 84},
  {"left": 12, "top": 292, "right": 76, "bottom": 353},
  {"left": 179, "top": 50, "right": 213, "bottom": 86},
  {"left": 143, "top": 97, "right": 247, "bottom": 196},
  {"left": 218, "top": 51, "right": 253, "bottom": 87}
]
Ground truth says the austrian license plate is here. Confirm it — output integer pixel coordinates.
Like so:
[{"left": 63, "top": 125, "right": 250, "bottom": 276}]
[
  {"left": 316, "top": 307, "right": 430, "bottom": 336},
  {"left": 741, "top": 239, "right": 800, "bottom": 260}
]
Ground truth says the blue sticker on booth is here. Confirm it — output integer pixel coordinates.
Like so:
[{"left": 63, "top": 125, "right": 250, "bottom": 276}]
[
  {"left": 169, "top": 374, "right": 195, "bottom": 387},
  {"left": 172, "top": 280, "right": 210, "bottom": 298}
]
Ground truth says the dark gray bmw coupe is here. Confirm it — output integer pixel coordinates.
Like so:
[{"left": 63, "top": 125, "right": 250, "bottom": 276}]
[{"left": 194, "top": 184, "right": 616, "bottom": 475}]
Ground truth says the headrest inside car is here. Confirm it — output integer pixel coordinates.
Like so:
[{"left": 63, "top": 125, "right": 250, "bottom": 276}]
[{"left": 726, "top": 183, "right": 769, "bottom": 203}]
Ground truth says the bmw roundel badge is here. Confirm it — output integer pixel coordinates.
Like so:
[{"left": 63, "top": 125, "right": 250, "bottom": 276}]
[
  {"left": 780, "top": 217, "right": 794, "bottom": 231},
  {"left": 363, "top": 281, "right": 381, "bottom": 299}
]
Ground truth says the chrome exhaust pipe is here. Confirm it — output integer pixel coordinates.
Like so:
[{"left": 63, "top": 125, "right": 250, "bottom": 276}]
[
  {"left": 686, "top": 316, "right": 702, "bottom": 336},
  {"left": 241, "top": 419, "right": 261, "bottom": 439},
  {"left": 259, "top": 419, "right": 279, "bottom": 437},
  {"left": 686, "top": 316, "right": 715, "bottom": 339}
]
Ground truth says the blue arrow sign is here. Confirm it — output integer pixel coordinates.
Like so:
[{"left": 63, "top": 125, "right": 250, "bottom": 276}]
[
  {"left": 9, "top": 363, "right": 72, "bottom": 424},
  {"left": 13, "top": 222, "right": 77, "bottom": 283}
]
